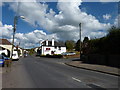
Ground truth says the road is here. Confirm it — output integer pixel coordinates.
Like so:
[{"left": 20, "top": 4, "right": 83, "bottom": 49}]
[{"left": 2, "top": 55, "right": 119, "bottom": 89}]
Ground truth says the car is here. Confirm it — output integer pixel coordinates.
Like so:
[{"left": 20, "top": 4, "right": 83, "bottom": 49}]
[
  {"left": 24, "top": 53, "right": 27, "bottom": 57},
  {"left": 0, "top": 55, "right": 4, "bottom": 67},
  {"left": 67, "top": 52, "right": 76, "bottom": 55},
  {"left": 0, "top": 54, "right": 10, "bottom": 67},
  {"left": 61, "top": 52, "right": 76, "bottom": 55},
  {"left": 61, "top": 52, "right": 68, "bottom": 55}
]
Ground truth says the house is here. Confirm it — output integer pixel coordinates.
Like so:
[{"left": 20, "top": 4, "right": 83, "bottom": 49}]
[
  {"left": 38, "top": 38, "right": 66, "bottom": 55},
  {"left": 13, "top": 45, "right": 23, "bottom": 57},
  {"left": 0, "top": 39, "right": 12, "bottom": 57},
  {"left": 34, "top": 47, "right": 41, "bottom": 53},
  {"left": 0, "top": 39, "right": 23, "bottom": 57},
  {"left": 0, "top": 46, "right": 9, "bottom": 56}
]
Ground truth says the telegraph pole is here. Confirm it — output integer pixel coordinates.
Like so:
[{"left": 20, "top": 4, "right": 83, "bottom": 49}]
[
  {"left": 79, "top": 23, "right": 82, "bottom": 59},
  {"left": 10, "top": 2, "right": 25, "bottom": 59},
  {"left": 10, "top": 16, "right": 17, "bottom": 59}
]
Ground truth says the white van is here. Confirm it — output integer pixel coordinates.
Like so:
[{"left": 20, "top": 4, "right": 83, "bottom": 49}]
[{"left": 12, "top": 51, "right": 19, "bottom": 60}]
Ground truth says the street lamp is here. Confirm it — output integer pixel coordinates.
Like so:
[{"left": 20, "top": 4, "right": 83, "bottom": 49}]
[
  {"left": 10, "top": 16, "right": 25, "bottom": 59},
  {"left": 79, "top": 23, "right": 82, "bottom": 59}
]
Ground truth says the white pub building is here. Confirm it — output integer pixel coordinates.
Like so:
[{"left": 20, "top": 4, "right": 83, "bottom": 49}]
[{"left": 38, "top": 38, "right": 66, "bottom": 55}]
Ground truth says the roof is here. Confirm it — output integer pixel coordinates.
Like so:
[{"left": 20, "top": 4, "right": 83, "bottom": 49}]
[
  {"left": 0, "top": 39, "right": 12, "bottom": 45},
  {"left": 42, "top": 41, "right": 65, "bottom": 47}
]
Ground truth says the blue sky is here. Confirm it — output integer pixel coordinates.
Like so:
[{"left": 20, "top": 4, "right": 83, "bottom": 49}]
[
  {"left": 1, "top": 1, "right": 119, "bottom": 48},
  {"left": 2, "top": 2, "right": 118, "bottom": 33},
  {"left": 81, "top": 2, "right": 118, "bottom": 24},
  {"left": 2, "top": 3, "right": 40, "bottom": 33}
]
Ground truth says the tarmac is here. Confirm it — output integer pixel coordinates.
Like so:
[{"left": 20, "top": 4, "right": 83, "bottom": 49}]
[{"left": 65, "top": 60, "right": 120, "bottom": 76}]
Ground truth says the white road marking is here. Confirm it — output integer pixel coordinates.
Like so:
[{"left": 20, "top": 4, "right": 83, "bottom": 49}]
[
  {"left": 72, "top": 77, "right": 82, "bottom": 82},
  {"left": 72, "top": 77, "right": 93, "bottom": 88}
]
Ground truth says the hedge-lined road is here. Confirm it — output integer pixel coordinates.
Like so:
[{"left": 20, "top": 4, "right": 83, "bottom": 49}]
[{"left": 2, "top": 55, "right": 119, "bottom": 88}]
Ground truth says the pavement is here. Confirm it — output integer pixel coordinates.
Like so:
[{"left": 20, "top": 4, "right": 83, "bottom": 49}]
[{"left": 65, "top": 60, "right": 120, "bottom": 76}]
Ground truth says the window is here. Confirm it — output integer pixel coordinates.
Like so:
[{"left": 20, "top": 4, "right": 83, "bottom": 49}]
[
  {"left": 46, "top": 48, "right": 50, "bottom": 50},
  {"left": 55, "top": 46, "right": 57, "bottom": 49},
  {"left": 59, "top": 46, "right": 61, "bottom": 50}
]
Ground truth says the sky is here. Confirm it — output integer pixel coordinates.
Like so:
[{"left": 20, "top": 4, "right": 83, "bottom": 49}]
[{"left": 0, "top": 0, "right": 119, "bottom": 49}]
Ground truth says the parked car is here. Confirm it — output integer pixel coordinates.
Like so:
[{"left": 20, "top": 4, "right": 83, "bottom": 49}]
[
  {"left": 67, "top": 52, "right": 76, "bottom": 55},
  {"left": 12, "top": 51, "right": 19, "bottom": 60},
  {"left": 0, "top": 54, "right": 10, "bottom": 67},
  {"left": 61, "top": 52, "right": 76, "bottom": 55},
  {"left": 24, "top": 53, "right": 27, "bottom": 57},
  {"left": 61, "top": 52, "right": 68, "bottom": 55}
]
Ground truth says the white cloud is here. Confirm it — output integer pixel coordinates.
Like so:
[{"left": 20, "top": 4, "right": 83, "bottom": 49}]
[
  {"left": 0, "top": 1, "right": 5, "bottom": 7},
  {"left": 0, "top": 21, "right": 2, "bottom": 26},
  {"left": 0, "top": 22, "right": 13, "bottom": 39},
  {"left": 0, "top": 2, "right": 2, "bottom": 7},
  {"left": 83, "top": 0, "right": 119, "bottom": 2},
  {"left": 54, "top": 1, "right": 111, "bottom": 40},
  {"left": 9, "top": 1, "right": 111, "bottom": 40},
  {"left": 1, "top": 0, "right": 119, "bottom": 3},
  {"left": 0, "top": 21, "right": 58, "bottom": 48},
  {"left": 99, "top": 0, "right": 119, "bottom": 2},
  {"left": 14, "top": 30, "right": 58, "bottom": 48},
  {"left": 103, "top": 14, "right": 111, "bottom": 20},
  {"left": 114, "top": 14, "right": 120, "bottom": 28},
  {"left": 3, "top": 1, "right": 115, "bottom": 48}
]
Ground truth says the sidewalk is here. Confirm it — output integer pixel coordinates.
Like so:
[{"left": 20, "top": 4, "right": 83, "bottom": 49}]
[{"left": 65, "top": 61, "right": 120, "bottom": 76}]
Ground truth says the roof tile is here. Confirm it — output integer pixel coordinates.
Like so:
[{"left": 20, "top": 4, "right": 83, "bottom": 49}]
[{"left": 0, "top": 39, "right": 12, "bottom": 45}]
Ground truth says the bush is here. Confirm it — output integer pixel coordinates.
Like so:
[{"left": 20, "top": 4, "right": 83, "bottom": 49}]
[
  {"left": 41, "top": 54, "right": 63, "bottom": 58},
  {"left": 53, "top": 54, "right": 63, "bottom": 58},
  {"left": 87, "top": 27, "right": 120, "bottom": 54}
]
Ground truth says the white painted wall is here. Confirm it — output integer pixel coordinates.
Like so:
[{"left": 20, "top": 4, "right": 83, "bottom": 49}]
[
  {"left": 0, "top": 45, "right": 12, "bottom": 52},
  {"left": 52, "top": 38, "right": 54, "bottom": 46},
  {"left": 14, "top": 47, "right": 23, "bottom": 57},
  {"left": 0, "top": 49, "right": 8, "bottom": 55},
  {"left": 35, "top": 48, "right": 38, "bottom": 52},
  {"left": 46, "top": 40, "right": 48, "bottom": 46},
  {"left": 41, "top": 46, "right": 54, "bottom": 55},
  {"left": 41, "top": 46, "right": 66, "bottom": 55},
  {"left": 54, "top": 47, "right": 66, "bottom": 54}
]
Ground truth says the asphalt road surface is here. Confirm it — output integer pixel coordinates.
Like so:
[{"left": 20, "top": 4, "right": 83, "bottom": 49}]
[{"left": 2, "top": 55, "right": 119, "bottom": 89}]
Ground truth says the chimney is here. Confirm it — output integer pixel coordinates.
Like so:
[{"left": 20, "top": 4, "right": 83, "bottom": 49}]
[
  {"left": 52, "top": 38, "right": 54, "bottom": 46},
  {"left": 46, "top": 39, "right": 48, "bottom": 46}
]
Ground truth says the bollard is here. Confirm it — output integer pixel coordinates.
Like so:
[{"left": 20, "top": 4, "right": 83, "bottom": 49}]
[{"left": 4, "top": 60, "right": 12, "bottom": 67}]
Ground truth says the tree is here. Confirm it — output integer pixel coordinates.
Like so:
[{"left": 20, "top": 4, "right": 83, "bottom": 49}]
[
  {"left": 75, "top": 39, "right": 80, "bottom": 51},
  {"left": 65, "top": 40, "right": 75, "bottom": 51},
  {"left": 82, "top": 37, "right": 89, "bottom": 54},
  {"left": 105, "top": 26, "right": 120, "bottom": 54},
  {"left": 57, "top": 40, "right": 65, "bottom": 46},
  {"left": 87, "top": 26, "right": 120, "bottom": 54},
  {"left": 83, "top": 37, "right": 89, "bottom": 43}
]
